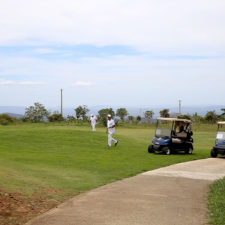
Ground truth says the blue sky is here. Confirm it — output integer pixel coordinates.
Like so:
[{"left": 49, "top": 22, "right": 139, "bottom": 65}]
[{"left": 0, "top": 0, "right": 225, "bottom": 108}]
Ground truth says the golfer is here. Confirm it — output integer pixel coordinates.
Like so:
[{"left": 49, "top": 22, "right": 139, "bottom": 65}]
[
  {"left": 106, "top": 114, "right": 118, "bottom": 147},
  {"left": 90, "top": 114, "right": 97, "bottom": 131}
]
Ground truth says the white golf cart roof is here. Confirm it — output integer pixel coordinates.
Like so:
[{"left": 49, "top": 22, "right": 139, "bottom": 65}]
[
  {"left": 157, "top": 117, "right": 192, "bottom": 123},
  {"left": 218, "top": 121, "right": 225, "bottom": 125}
]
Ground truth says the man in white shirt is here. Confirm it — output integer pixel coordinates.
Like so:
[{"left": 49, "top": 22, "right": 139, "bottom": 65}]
[
  {"left": 90, "top": 114, "right": 97, "bottom": 131},
  {"left": 106, "top": 114, "right": 118, "bottom": 147}
]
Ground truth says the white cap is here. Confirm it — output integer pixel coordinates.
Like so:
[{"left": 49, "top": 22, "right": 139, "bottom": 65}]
[
  {"left": 107, "top": 114, "right": 111, "bottom": 117},
  {"left": 91, "top": 114, "right": 94, "bottom": 116}
]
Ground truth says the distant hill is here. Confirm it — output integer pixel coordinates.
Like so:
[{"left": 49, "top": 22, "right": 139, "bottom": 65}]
[
  {"left": 0, "top": 106, "right": 25, "bottom": 115},
  {"left": 5, "top": 113, "right": 24, "bottom": 119}
]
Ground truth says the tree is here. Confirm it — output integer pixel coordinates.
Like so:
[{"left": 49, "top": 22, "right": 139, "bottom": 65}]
[
  {"left": 24, "top": 102, "right": 49, "bottom": 122},
  {"left": 98, "top": 108, "right": 115, "bottom": 126},
  {"left": 144, "top": 110, "right": 154, "bottom": 122},
  {"left": 205, "top": 111, "right": 218, "bottom": 123},
  {"left": 75, "top": 105, "right": 89, "bottom": 120},
  {"left": 159, "top": 109, "right": 170, "bottom": 118},
  {"left": 116, "top": 108, "right": 128, "bottom": 121},
  {"left": 128, "top": 115, "right": 134, "bottom": 123},
  {"left": 136, "top": 115, "right": 142, "bottom": 122}
]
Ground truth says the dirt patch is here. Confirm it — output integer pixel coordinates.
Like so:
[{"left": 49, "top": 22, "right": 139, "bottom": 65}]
[{"left": 0, "top": 189, "right": 64, "bottom": 225}]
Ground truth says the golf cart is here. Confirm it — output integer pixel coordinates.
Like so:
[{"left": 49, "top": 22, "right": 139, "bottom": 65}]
[
  {"left": 148, "top": 117, "right": 193, "bottom": 155},
  {"left": 211, "top": 121, "right": 225, "bottom": 158}
]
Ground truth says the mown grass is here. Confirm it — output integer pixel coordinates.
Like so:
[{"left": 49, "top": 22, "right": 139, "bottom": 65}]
[
  {"left": 0, "top": 123, "right": 214, "bottom": 195},
  {"left": 208, "top": 177, "right": 225, "bottom": 225},
  {"left": 0, "top": 122, "right": 217, "bottom": 223}
]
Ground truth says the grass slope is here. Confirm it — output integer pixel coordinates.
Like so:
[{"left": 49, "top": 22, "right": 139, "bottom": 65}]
[
  {"left": 208, "top": 177, "right": 225, "bottom": 225},
  {"left": 0, "top": 123, "right": 215, "bottom": 223}
]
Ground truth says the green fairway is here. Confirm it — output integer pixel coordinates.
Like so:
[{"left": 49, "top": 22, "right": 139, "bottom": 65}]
[
  {"left": 0, "top": 124, "right": 214, "bottom": 194},
  {"left": 0, "top": 123, "right": 216, "bottom": 224}
]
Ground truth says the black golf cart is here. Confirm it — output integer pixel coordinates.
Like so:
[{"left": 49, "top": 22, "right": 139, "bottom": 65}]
[
  {"left": 211, "top": 121, "right": 225, "bottom": 158},
  {"left": 148, "top": 117, "right": 194, "bottom": 155}
]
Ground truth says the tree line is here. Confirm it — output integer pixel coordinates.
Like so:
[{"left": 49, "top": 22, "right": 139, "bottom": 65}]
[
  {"left": 22, "top": 103, "right": 155, "bottom": 125},
  {"left": 0, "top": 102, "right": 224, "bottom": 125}
]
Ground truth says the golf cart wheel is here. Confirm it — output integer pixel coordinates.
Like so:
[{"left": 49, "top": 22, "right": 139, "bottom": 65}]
[
  {"left": 185, "top": 147, "right": 193, "bottom": 154},
  {"left": 211, "top": 149, "right": 218, "bottom": 158},
  {"left": 148, "top": 145, "right": 155, "bottom": 153},
  {"left": 162, "top": 147, "right": 171, "bottom": 155}
]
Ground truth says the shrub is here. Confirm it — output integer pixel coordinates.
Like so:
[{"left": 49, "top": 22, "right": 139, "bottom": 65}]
[
  {"left": 67, "top": 115, "right": 76, "bottom": 122},
  {"left": 0, "top": 114, "right": 17, "bottom": 125},
  {"left": 191, "top": 112, "right": 204, "bottom": 123},
  {"left": 48, "top": 113, "right": 64, "bottom": 122}
]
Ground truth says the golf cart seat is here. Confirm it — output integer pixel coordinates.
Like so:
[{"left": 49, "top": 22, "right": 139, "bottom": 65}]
[
  {"left": 176, "top": 132, "right": 187, "bottom": 138},
  {"left": 172, "top": 138, "right": 183, "bottom": 144}
]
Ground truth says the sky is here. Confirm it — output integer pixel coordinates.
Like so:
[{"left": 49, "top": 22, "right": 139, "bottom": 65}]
[{"left": 0, "top": 0, "right": 225, "bottom": 109}]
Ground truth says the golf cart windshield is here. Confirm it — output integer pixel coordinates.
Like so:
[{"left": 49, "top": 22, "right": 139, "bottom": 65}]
[
  {"left": 216, "top": 132, "right": 225, "bottom": 141},
  {"left": 155, "top": 118, "right": 192, "bottom": 138},
  {"left": 217, "top": 123, "right": 225, "bottom": 141},
  {"left": 155, "top": 120, "right": 171, "bottom": 138}
]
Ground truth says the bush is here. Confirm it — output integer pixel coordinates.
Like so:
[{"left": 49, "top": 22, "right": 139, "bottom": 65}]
[
  {"left": 0, "top": 114, "right": 17, "bottom": 125},
  {"left": 67, "top": 115, "right": 76, "bottom": 122},
  {"left": 191, "top": 112, "right": 204, "bottom": 123},
  {"left": 48, "top": 113, "right": 64, "bottom": 122}
]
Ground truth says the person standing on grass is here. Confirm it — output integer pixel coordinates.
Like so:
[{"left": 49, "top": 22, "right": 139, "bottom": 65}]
[
  {"left": 90, "top": 114, "right": 97, "bottom": 131},
  {"left": 106, "top": 114, "right": 118, "bottom": 147}
]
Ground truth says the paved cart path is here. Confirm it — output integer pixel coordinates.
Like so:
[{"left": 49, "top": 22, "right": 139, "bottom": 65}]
[{"left": 26, "top": 158, "right": 225, "bottom": 225}]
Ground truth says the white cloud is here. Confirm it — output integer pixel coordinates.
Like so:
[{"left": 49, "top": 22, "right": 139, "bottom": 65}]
[
  {"left": 0, "top": 53, "right": 224, "bottom": 106},
  {"left": 0, "top": 0, "right": 224, "bottom": 106},
  {"left": 71, "top": 81, "right": 95, "bottom": 87},
  {"left": 0, "top": 0, "right": 224, "bottom": 54},
  {"left": 0, "top": 79, "right": 45, "bottom": 86},
  {"left": 18, "top": 81, "right": 45, "bottom": 85}
]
